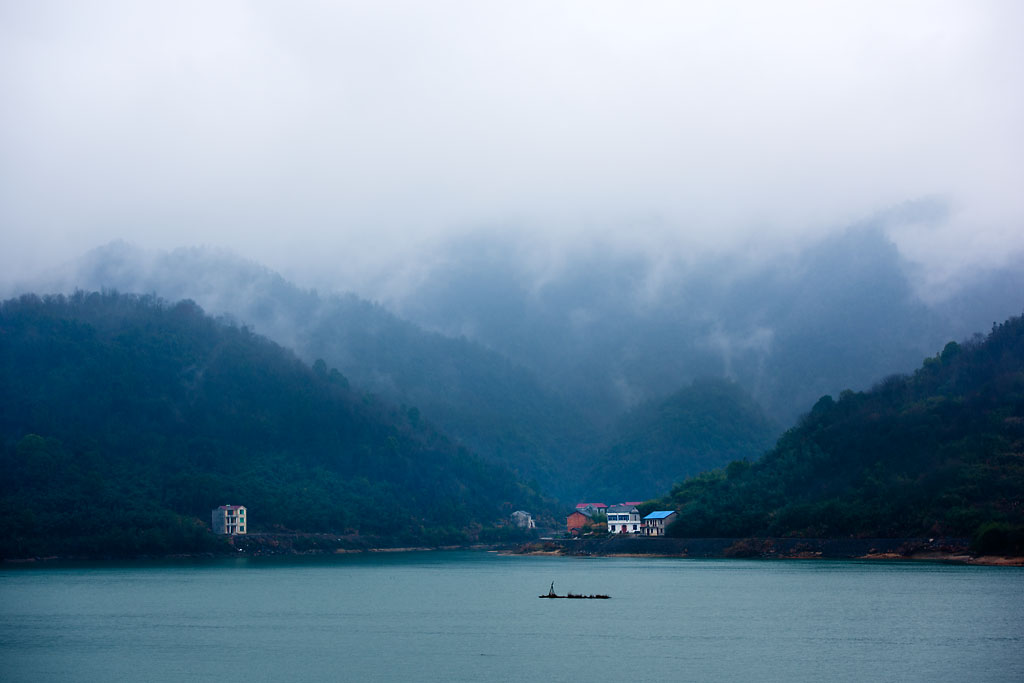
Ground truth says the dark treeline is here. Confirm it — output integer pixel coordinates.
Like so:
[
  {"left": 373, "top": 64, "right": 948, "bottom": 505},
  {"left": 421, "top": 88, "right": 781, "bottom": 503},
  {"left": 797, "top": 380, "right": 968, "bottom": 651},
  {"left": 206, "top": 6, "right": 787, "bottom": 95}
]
[
  {"left": 4, "top": 289, "right": 1023, "bottom": 558},
  {"left": 656, "top": 314, "right": 1024, "bottom": 554},
  {"left": 0, "top": 292, "right": 547, "bottom": 558}
]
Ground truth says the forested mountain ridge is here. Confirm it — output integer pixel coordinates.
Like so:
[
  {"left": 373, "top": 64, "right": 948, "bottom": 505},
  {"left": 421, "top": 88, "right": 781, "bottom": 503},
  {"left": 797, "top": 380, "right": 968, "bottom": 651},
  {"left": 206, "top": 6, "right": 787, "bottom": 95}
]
[
  {"left": 657, "top": 314, "right": 1024, "bottom": 552},
  {"left": 0, "top": 292, "right": 547, "bottom": 558},
  {"left": 585, "top": 378, "right": 776, "bottom": 501},
  {"left": 28, "top": 243, "right": 598, "bottom": 499},
  {"left": 27, "top": 233, "right": 1021, "bottom": 507}
]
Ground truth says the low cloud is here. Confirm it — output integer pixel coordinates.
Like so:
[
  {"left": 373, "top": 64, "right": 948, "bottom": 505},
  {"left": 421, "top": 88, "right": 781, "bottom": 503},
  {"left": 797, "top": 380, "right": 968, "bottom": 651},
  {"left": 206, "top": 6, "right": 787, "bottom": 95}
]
[{"left": 2, "top": 1, "right": 1022, "bottom": 296}]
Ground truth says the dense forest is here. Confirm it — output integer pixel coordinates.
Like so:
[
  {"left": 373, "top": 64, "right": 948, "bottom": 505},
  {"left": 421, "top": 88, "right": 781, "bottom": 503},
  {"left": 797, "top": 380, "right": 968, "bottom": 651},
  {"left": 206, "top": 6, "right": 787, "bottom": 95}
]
[
  {"left": 0, "top": 292, "right": 548, "bottom": 558},
  {"left": 4, "top": 286, "right": 1023, "bottom": 559},
  {"left": 31, "top": 236, "right": 1024, "bottom": 505},
  {"left": 38, "top": 243, "right": 600, "bottom": 499},
  {"left": 656, "top": 315, "right": 1024, "bottom": 553}
]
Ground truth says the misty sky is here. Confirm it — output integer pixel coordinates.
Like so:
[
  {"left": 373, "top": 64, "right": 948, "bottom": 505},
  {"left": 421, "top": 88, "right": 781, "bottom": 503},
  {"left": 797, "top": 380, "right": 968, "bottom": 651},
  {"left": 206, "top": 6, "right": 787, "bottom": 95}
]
[{"left": 2, "top": 1, "right": 1022, "bottom": 297}]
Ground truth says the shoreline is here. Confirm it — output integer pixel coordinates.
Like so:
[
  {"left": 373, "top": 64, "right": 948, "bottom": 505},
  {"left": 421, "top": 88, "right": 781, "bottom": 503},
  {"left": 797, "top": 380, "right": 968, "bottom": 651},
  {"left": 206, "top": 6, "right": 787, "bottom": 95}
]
[
  {"left": 0, "top": 536, "right": 513, "bottom": 565},
  {"left": 509, "top": 536, "right": 1024, "bottom": 566},
  {"left": 4, "top": 534, "right": 1022, "bottom": 566},
  {"left": 572, "top": 551, "right": 1024, "bottom": 566}
]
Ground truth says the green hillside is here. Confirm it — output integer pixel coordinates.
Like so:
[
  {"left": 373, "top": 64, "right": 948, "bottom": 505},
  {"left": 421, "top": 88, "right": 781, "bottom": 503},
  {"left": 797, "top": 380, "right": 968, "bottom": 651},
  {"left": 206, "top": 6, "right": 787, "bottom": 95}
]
[
  {"left": 657, "top": 315, "right": 1024, "bottom": 553},
  {"left": 0, "top": 292, "right": 545, "bottom": 558}
]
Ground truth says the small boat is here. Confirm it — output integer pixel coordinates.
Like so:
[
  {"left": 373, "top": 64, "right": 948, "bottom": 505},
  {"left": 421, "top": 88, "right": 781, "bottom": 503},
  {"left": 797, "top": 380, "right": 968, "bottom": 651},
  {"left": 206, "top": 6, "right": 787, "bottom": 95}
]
[{"left": 539, "top": 582, "right": 610, "bottom": 599}]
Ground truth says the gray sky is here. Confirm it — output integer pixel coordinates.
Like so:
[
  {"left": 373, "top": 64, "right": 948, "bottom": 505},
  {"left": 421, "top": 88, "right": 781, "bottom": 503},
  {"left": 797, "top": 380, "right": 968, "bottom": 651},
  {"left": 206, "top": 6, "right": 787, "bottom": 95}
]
[{"left": 2, "top": 1, "right": 1022, "bottom": 297}]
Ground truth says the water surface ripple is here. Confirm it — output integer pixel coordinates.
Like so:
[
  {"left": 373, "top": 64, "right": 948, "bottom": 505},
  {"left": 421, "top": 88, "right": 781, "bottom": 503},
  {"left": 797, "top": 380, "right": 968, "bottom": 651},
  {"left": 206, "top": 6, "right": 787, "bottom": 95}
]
[{"left": 2, "top": 552, "right": 1022, "bottom": 682}]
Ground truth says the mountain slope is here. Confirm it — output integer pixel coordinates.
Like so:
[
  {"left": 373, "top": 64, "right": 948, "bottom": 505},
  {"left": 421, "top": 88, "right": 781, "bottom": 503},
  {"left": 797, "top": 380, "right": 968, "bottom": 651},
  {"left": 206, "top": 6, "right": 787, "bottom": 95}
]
[
  {"left": 656, "top": 315, "right": 1024, "bottom": 549},
  {"left": 392, "top": 225, "right": 1018, "bottom": 427},
  {"left": 30, "top": 242, "right": 598, "bottom": 498},
  {"left": 587, "top": 378, "right": 776, "bottom": 501},
  {"left": 0, "top": 292, "right": 545, "bottom": 557}
]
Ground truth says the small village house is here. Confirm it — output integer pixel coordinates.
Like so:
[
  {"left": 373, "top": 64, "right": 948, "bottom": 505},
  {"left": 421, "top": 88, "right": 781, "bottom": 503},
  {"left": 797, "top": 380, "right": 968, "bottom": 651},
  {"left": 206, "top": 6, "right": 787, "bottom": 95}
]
[
  {"left": 511, "top": 510, "right": 536, "bottom": 529},
  {"left": 212, "top": 505, "right": 247, "bottom": 535},
  {"left": 566, "top": 510, "right": 593, "bottom": 536},
  {"left": 575, "top": 502, "right": 608, "bottom": 516},
  {"left": 642, "top": 511, "right": 677, "bottom": 536},
  {"left": 607, "top": 504, "right": 641, "bottom": 534},
  {"left": 567, "top": 502, "right": 610, "bottom": 535}
]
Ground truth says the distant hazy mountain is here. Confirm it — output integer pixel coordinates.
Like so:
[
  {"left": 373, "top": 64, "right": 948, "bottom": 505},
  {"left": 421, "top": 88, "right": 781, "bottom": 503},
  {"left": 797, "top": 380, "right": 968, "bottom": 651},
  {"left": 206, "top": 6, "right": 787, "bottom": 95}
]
[
  {"left": 27, "top": 242, "right": 598, "bottom": 499},
  {"left": 586, "top": 377, "right": 777, "bottom": 502},
  {"left": 391, "top": 225, "right": 1022, "bottom": 427},
  {"left": 657, "top": 314, "right": 1024, "bottom": 550},
  {"left": 21, "top": 227, "right": 1020, "bottom": 505},
  {"left": 0, "top": 292, "right": 546, "bottom": 557}
]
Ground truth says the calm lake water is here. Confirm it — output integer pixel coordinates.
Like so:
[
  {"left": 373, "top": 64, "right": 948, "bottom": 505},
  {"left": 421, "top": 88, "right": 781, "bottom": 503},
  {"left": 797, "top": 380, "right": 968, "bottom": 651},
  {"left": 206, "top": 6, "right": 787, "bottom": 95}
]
[{"left": 1, "top": 551, "right": 1022, "bottom": 682}]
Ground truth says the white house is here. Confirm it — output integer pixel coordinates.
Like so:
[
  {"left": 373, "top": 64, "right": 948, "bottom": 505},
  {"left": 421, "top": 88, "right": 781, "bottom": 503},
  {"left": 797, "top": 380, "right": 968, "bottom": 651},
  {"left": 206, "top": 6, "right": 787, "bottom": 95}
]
[
  {"left": 642, "top": 511, "right": 677, "bottom": 536},
  {"left": 212, "top": 505, "right": 247, "bottom": 535},
  {"left": 607, "top": 504, "right": 641, "bottom": 534},
  {"left": 511, "top": 510, "right": 536, "bottom": 529}
]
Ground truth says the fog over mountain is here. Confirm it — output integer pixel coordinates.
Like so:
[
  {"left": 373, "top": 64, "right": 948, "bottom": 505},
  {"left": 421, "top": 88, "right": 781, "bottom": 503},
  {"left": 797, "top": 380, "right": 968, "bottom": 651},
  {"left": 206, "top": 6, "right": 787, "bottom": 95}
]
[
  {"left": 2, "top": 2, "right": 1022, "bottom": 295},
  {"left": 22, "top": 242, "right": 599, "bottom": 497},
  {"left": 383, "top": 212, "right": 1022, "bottom": 426},
  {"left": 15, "top": 224, "right": 1023, "bottom": 499},
  {"left": 3, "top": 3, "right": 1023, "bottom": 502}
]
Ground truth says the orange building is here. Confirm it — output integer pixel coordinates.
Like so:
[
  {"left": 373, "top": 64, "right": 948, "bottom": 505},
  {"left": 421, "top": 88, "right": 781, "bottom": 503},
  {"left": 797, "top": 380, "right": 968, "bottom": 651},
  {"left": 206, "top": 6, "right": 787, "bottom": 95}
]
[{"left": 567, "top": 511, "right": 591, "bottom": 535}]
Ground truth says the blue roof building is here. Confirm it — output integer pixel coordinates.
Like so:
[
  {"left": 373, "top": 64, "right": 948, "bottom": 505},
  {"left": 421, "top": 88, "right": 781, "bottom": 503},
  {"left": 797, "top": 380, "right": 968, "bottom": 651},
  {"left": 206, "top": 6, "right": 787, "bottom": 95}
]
[{"left": 641, "top": 510, "right": 677, "bottom": 536}]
